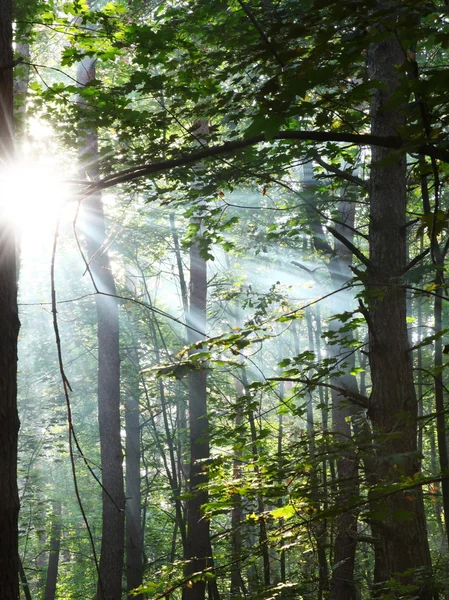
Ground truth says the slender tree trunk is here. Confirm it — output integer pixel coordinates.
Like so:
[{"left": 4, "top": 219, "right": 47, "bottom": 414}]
[
  {"left": 0, "top": 1, "right": 21, "bottom": 597},
  {"left": 429, "top": 425, "right": 446, "bottom": 545},
  {"left": 183, "top": 120, "right": 218, "bottom": 600},
  {"left": 170, "top": 213, "right": 190, "bottom": 500},
  {"left": 77, "top": 51, "right": 125, "bottom": 600},
  {"left": 302, "top": 164, "right": 358, "bottom": 600},
  {"left": 19, "top": 557, "right": 32, "bottom": 600},
  {"left": 183, "top": 241, "right": 217, "bottom": 600},
  {"left": 248, "top": 403, "right": 271, "bottom": 589},
  {"left": 433, "top": 266, "right": 449, "bottom": 546},
  {"left": 305, "top": 310, "right": 328, "bottom": 599},
  {"left": 367, "top": 20, "right": 433, "bottom": 597},
  {"left": 44, "top": 501, "right": 62, "bottom": 600},
  {"left": 142, "top": 291, "right": 186, "bottom": 549},
  {"left": 277, "top": 396, "right": 286, "bottom": 585},
  {"left": 230, "top": 375, "right": 245, "bottom": 598},
  {"left": 123, "top": 340, "right": 143, "bottom": 599}
]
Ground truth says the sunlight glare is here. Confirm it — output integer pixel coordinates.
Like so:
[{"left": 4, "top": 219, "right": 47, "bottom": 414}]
[{"left": 0, "top": 156, "right": 71, "bottom": 245}]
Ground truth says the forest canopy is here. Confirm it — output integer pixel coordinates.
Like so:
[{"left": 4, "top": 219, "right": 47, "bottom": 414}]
[{"left": 1, "top": 0, "right": 449, "bottom": 599}]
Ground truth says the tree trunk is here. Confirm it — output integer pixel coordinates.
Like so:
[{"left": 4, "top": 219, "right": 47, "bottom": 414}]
[
  {"left": 305, "top": 309, "right": 328, "bottom": 599},
  {"left": 123, "top": 341, "right": 143, "bottom": 599},
  {"left": 367, "top": 21, "right": 433, "bottom": 597},
  {"left": 19, "top": 557, "right": 31, "bottom": 600},
  {"left": 0, "top": 0, "right": 20, "bottom": 597},
  {"left": 77, "top": 51, "right": 125, "bottom": 600},
  {"left": 183, "top": 240, "right": 216, "bottom": 600},
  {"left": 302, "top": 164, "right": 358, "bottom": 600},
  {"left": 230, "top": 375, "right": 245, "bottom": 598},
  {"left": 44, "top": 501, "right": 62, "bottom": 600}
]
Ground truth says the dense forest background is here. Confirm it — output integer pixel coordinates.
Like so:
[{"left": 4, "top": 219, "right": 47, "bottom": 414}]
[{"left": 1, "top": 0, "right": 449, "bottom": 598}]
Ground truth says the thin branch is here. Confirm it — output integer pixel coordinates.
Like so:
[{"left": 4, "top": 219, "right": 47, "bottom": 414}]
[
  {"left": 313, "top": 154, "right": 368, "bottom": 189},
  {"left": 235, "top": 0, "right": 285, "bottom": 69},
  {"left": 50, "top": 217, "right": 104, "bottom": 596},
  {"left": 268, "top": 377, "right": 369, "bottom": 409}
]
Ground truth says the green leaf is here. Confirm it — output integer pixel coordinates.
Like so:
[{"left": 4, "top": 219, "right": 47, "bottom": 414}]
[{"left": 270, "top": 505, "right": 295, "bottom": 520}]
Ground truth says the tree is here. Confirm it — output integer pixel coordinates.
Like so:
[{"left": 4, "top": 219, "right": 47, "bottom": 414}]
[
  {"left": 77, "top": 47, "right": 125, "bottom": 600},
  {"left": 366, "top": 17, "right": 433, "bottom": 596},
  {"left": 0, "top": 0, "right": 20, "bottom": 596}
]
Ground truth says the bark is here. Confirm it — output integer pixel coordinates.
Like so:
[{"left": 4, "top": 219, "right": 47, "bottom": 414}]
[
  {"left": 327, "top": 209, "right": 360, "bottom": 600},
  {"left": 44, "top": 502, "right": 62, "bottom": 600},
  {"left": 277, "top": 396, "right": 286, "bottom": 585},
  {"left": 13, "top": 37, "right": 30, "bottom": 138},
  {"left": 183, "top": 241, "right": 216, "bottom": 600},
  {"left": 77, "top": 52, "right": 125, "bottom": 600},
  {"left": 367, "top": 21, "right": 433, "bottom": 597},
  {"left": 0, "top": 0, "right": 20, "bottom": 597}
]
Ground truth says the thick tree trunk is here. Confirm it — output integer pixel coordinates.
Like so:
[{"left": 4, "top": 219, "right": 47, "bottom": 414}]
[
  {"left": 0, "top": 1, "right": 20, "bottom": 597},
  {"left": 77, "top": 53, "right": 125, "bottom": 600},
  {"left": 44, "top": 501, "right": 62, "bottom": 600},
  {"left": 367, "top": 24, "right": 433, "bottom": 598}
]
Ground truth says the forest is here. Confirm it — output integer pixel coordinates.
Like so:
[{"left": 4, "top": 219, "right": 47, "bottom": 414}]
[{"left": 1, "top": 0, "right": 449, "bottom": 598}]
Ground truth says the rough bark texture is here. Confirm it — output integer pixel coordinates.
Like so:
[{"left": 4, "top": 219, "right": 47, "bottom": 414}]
[
  {"left": 77, "top": 53, "right": 125, "bottom": 600},
  {"left": 0, "top": 0, "right": 20, "bottom": 597},
  {"left": 367, "top": 23, "right": 433, "bottom": 598}
]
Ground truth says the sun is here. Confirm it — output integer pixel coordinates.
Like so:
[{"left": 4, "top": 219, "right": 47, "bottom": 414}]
[{"left": 0, "top": 155, "right": 72, "bottom": 246}]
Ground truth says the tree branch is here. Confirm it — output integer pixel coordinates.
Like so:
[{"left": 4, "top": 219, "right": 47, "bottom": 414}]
[
  {"left": 402, "top": 248, "right": 430, "bottom": 275},
  {"left": 327, "top": 226, "right": 372, "bottom": 268},
  {"left": 268, "top": 377, "right": 369, "bottom": 409},
  {"left": 77, "top": 130, "right": 449, "bottom": 196},
  {"left": 313, "top": 154, "right": 368, "bottom": 189}
]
